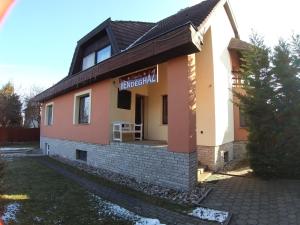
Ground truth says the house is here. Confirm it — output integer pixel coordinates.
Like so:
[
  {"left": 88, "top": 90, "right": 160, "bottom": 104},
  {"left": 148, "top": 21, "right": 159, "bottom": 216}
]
[{"left": 35, "top": 0, "right": 248, "bottom": 190}]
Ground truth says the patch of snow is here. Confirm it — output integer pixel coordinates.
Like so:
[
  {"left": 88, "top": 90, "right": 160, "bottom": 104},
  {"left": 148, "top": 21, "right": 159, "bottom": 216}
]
[
  {"left": 136, "top": 218, "right": 163, "bottom": 225},
  {"left": 90, "top": 193, "right": 166, "bottom": 225},
  {"left": 189, "top": 207, "right": 229, "bottom": 223},
  {"left": 1, "top": 202, "right": 21, "bottom": 223}
]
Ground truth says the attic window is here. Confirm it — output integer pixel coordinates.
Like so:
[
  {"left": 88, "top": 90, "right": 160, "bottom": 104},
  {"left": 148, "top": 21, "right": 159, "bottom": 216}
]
[
  {"left": 82, "top": 52, "right": 95, "bottom": 70},
  {"left": 96, "top": 45, "right": 111, "bottom": 63}
]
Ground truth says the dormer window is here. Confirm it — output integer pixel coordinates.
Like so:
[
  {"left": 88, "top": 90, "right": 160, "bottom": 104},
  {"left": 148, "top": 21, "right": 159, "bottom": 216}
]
[
  {"left": 82, "top": 52, "right": 95, "bottom": 70},
  {"left": 81, "top": 45, "right": 111, "bottom": 71},
  {"left": 96, "top": 45, "right": 111, "bottom": 63}
]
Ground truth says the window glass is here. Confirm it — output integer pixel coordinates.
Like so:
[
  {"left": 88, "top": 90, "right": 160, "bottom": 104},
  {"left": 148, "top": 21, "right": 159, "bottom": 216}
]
[
  {"left": 78, "top": 95, "right": 90, "bottom": 124},
  {"left": 47, "top": 105, "right": 53, "bottom": 125},
  {"left": 96, "top": 45, "right": 111, "bottom": 63},
  {"left": 162, "top": 95, "right": 168, "bottom": 125},
  {"left": 82, "top": 52, "right": 95, "bottom": 70},
  {"left": 117, "top": 89, "right": 131, "bottom": 110},
  {"left": 239, "top": 108, "right": 247, "bottom": 127},
  {"left": 76, "top": 149, "right": 87, "bottom": 161}
]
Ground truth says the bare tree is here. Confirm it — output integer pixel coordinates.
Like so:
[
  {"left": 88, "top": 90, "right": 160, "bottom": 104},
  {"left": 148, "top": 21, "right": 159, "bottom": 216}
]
[{"left": 23, "top": 86, "right": 43, "bottom": 128}]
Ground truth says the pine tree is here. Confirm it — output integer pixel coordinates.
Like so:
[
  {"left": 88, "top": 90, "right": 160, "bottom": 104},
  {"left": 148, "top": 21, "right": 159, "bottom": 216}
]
[
  {"left": 236, "top": 34, "right": 300, "bottom": 178},
  {"left": 272, "top": 37, "right": 300, "bottom": 177},
  {"left": 0, "top": 82, "right": 22, "bottom": 127}
]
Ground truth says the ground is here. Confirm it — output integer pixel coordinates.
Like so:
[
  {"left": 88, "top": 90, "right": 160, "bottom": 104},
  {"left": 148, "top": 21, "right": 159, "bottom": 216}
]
[
  {"left": 1, "top": 146, "right": 300, "bottom": 225},
  {"left": 0, "top": 157, "right": 131, "bottom": 225},
  {"left": 203, "top": 165, "right": 300, "bottom": 225}
]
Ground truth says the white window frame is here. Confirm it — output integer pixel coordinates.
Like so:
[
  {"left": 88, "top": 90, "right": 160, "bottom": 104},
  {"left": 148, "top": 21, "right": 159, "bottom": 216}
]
[
  {"left": 96, "top": 45, "right": 111, "bottom": 63},
  {"left": 73, "top": 89, "right": 92, "bottom": 125},
  {"left": 82, "top": 52, "right": 95, "bottom": 71},
  {"left": 44, "top": 102, "right": 54, "bottom": 126}
]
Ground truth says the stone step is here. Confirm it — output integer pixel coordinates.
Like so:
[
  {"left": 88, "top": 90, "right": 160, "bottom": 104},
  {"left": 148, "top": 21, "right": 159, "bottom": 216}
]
[
  {"left": 198, "top": 171, "right": 212, "bottom": 183},
  {"left": 197, "top": 164, "right": 208, "bottom": 174}
]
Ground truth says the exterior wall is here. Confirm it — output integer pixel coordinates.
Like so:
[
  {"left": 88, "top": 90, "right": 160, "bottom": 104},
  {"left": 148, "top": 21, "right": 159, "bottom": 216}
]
[
  {"left": 233, "top": 141, "right": 247, "bottom": 160},
  {"left": 167, "top": 55, "right": 197, "bottom": 153},
  {"left": 210, "top": 6, "right": 235, "bottom": 146},
  {"left": 197, "top": 142, "right": 234, "bottom": 171},
  {"left": 41, "top": 136, "right": 197, "bottom": 190},
  {"left": 41, "top": 81, "right": 111, "bottom": 145},
  {"left": 230, "top": 50, "right": 249, "bottom": 141},
  {"left": 109, "top": 63, "right": 168, "bottom": 141},
  {"left": 147, "top": 63, "right": 168, "bottom": 141},
  {"left": 195, "top": 6, "right": 237, "bottom": 168},
  {"left": 195, "top": 28, "right": 216, "bottom": 147}
]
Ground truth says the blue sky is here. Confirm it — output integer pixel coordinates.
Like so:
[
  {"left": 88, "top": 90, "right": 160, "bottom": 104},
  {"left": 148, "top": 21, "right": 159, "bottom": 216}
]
[{"left": 1, "top": 0, "right": 300, "bottom": 94}]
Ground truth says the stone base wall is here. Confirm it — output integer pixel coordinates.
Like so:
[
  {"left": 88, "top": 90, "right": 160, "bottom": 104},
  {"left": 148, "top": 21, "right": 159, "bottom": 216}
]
[
  {"left": 40, "top": 137, "right": 197, "bottom": 191},
  {"left": 197, "top": 141, "right": 248, "bottom": 171},
  {"left": 233, "top": 141, "right": 248, "bottom": 160},
  {"left": 197, "top": 142, "right": 234, "bottom": 171}
]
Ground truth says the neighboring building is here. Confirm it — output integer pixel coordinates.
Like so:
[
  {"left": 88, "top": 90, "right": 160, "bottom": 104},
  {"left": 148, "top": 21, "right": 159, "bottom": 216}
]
[{"left": 35, "top": 0, "right": 248, "bottom": 190}]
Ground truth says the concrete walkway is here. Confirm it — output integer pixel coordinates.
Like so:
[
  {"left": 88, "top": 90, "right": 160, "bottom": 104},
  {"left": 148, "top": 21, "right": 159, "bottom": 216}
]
[
  {"left": 202, "top": 174, "right": 300, "bottom": 225},
  {"left": 36, "top": 157, "right": 215, "bottom": 225},
  {"left": 0, "top": 148, "right": 43, "bottom": 157}
]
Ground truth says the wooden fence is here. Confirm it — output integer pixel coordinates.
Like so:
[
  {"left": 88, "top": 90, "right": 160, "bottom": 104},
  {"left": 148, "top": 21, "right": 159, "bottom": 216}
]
[{"left": 0, "top": 128, "right": 40, "bottom": 144}]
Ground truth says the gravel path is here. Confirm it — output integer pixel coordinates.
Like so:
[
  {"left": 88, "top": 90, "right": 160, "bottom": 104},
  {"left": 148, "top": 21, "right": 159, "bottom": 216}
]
[{"left": 36, "top": 157, "right": 216, "bottom": 225}]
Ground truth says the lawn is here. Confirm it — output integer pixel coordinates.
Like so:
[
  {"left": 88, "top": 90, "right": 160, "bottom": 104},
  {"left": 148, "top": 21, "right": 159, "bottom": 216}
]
[{"left": 0, "top": 157, "right": 131, "bottom": 225}]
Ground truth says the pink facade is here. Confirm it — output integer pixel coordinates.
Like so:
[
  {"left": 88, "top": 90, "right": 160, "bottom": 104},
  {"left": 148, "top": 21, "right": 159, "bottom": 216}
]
[
  {"left": 41, "top": 80, "right": 111, "bottom": 145},
  {"left": 167, "top": 55, "right": 197, "bottom": 153}
]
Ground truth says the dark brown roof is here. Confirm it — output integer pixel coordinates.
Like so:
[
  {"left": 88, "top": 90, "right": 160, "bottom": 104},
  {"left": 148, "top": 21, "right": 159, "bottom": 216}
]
[
  {"left": 110, "top": 21, "right": 155, "bottom": 50},
  {"left": 35, "top": 0, "right": 231, "bottom": 102},
  {"left": 228, "top": 38, "right": 252, "bottom": 51},
  {"left": 131, "top": 0, "right": 220, "bottom": 47}
]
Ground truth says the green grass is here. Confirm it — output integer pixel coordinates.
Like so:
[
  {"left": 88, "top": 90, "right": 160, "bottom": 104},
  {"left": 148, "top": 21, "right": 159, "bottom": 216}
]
[
  {"left": 1, "top": 158, "right": 131, "bottom": 225},
  {"left": 43, "top": 157, "right": 192, "bottom": 212}
]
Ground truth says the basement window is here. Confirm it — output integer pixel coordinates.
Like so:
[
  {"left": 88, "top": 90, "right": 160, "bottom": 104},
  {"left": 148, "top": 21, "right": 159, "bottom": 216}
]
[
  {"left": 76, "top": 149, "right": 87, "bottom": 162},
  {"left": 223, "top": 151, "right": 229, "bottom": 163}
]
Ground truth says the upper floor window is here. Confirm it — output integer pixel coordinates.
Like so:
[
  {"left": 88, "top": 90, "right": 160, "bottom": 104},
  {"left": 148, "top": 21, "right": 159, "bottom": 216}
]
[
  {"left": 45, "top": 103, "right": 54, "bottom": 126},
  {"left": 239, "top": 108, "right": 247, "bottom": 128},
  {"left": 73, "top": 90, "right": 91, "bottom": 125},
  {"left": 82, "top": 52, "right": 95, "bottom": 70},
  {"left": 96, "top": 45, "right": 111, "bottom": 63}
]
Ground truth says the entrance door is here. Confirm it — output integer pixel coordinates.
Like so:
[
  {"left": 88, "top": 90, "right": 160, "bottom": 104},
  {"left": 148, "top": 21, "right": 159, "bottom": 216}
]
[{"left": 135, "top": 95, "right": 144, "bottom": 139}]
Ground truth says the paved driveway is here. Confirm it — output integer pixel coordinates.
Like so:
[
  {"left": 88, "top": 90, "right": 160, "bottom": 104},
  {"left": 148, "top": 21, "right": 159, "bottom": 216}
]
[{"left": 202, "top": 174, "right": 300, "bottom": 225}]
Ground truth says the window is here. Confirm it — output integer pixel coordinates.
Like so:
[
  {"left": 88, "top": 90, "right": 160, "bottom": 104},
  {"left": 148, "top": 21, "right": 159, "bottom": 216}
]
[
  {"left": 76, "top": 149, "right": 87, "bottom": 161},
  {"left": 162, "top": 95, "right": 168, "bottom": 125},
  {"left": 73, "top": 90, "right": 91, "bottom": 124},
  {"left": 117, "top": 89, "right": 131, "bottom": 110},
  {"left": 223, "top": 151, "right": 229, "bottom": 163},
  {"left": 78, "top": 95, "right": 90, "bottom": 124},
  {"left": 239, "top": 108, "right": 247, "bottom": 127},
  {"left": 82, "top": 52, "right": 95, "bottom": 70},
  {"left": 96, "top": 45, "right": 111, "bottom": 63},
  {"left": 45, "top": 103, "right": 54, "bottom": 125}
]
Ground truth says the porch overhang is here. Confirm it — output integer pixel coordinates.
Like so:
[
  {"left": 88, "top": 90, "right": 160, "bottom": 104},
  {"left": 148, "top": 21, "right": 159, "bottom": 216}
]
[{"left": 34, "top": 23, "right": 202, "bottom": 102}]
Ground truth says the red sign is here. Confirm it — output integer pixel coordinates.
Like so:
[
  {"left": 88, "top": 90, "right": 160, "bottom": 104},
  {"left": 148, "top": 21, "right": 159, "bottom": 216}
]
[{"left": 119, "top": 66, "right": 158, "bottom": 90}]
